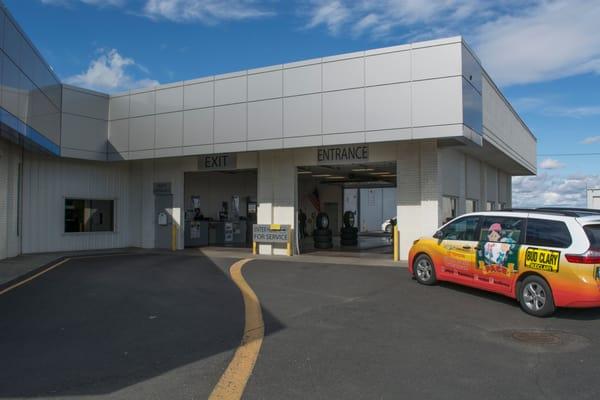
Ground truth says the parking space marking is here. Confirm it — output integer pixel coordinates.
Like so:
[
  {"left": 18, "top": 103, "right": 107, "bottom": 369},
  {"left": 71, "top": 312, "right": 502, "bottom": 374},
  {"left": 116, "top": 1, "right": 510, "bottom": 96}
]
[
  {"left": 0, "top": 258, "right": 71, "bottom": 296},
  {"left": 209, "top": 258, "right": 264, "bottom": 400}
]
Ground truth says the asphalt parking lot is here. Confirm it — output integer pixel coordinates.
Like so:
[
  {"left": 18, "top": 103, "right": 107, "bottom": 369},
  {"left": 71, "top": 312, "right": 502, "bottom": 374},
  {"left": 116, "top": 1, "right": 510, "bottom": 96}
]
[{"left": 2, "top": 253, "right": 600, "bottom": 399}]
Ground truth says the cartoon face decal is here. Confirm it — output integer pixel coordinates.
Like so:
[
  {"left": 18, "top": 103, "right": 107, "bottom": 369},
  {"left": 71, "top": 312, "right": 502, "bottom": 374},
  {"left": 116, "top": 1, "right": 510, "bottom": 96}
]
[{"left": 477, "top": 222, "right": 520, "bottom": 274}]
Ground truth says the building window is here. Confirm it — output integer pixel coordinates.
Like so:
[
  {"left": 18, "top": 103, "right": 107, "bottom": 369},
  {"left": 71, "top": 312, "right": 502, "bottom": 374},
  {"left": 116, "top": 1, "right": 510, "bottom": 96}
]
[
  {"left": 465, "top": 199, "right": 478, "bottom": 213},
  {"left": 486, "top": 201, "right": 495, "bottom": 211},
  {"left": 442, "top": 196, "right": 457, "bottom": 224},
  {"left": 65, "top": 199, "right": 115, "bottom": 233}
]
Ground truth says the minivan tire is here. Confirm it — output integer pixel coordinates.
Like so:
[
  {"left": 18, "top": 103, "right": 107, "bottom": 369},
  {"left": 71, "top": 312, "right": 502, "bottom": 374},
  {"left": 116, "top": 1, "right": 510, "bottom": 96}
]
[
  {"left": 518, "top": 275, "right": 556, "bottom": 317},
  {"left": 413, "top": 254, "right": 437, "bottom": 285}
]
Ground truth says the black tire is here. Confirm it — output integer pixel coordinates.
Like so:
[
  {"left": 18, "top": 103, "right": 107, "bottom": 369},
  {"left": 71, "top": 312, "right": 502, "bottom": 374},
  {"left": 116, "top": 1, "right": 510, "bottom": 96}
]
[
  {"left": 343, "top": 211, "right": 355, "bottom": 228},
  {"left": 314, "top": 236, "right": 332, "bottom": 244},
  {"left": 316, "top": 213, "right": 330, "bottom": 230},
  {"left": 413, "top": 254, "right": 437, "bottom": 285},
  {"left": 340, "top": 233, "right": 356, "bottom": 241},
  {"left": 314, "top": 241, "right": 333, "bottom": 249},
  {"left": 340, "top": 226, "right": 358, "bottom": 236},
  {"left": 340, "top": 239, "right": 357, "bottom": 246},
  {"left": 313, "top": 229, "right": 332, "bottom": 239},
  {"left": 518, "top": 275, "right": 556, "bottom": 317}
]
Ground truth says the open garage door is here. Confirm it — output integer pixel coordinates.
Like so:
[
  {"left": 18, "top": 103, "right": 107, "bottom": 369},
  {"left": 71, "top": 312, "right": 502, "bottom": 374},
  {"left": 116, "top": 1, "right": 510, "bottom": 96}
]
[{"left": 297, "top": 162, "right": 397, "bottom": 259}]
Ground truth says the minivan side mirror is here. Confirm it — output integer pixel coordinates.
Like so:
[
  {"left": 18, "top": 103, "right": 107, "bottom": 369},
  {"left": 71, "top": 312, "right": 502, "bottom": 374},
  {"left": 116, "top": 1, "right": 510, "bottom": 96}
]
[{"left": 433, "top": 230, "right": 444, "bottom": 240}]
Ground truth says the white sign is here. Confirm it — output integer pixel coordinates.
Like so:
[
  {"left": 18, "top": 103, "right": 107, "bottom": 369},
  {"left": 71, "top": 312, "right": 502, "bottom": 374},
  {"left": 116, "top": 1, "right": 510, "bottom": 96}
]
[{"left": 253, "top": 224, "right": 290, "bottom": 243}]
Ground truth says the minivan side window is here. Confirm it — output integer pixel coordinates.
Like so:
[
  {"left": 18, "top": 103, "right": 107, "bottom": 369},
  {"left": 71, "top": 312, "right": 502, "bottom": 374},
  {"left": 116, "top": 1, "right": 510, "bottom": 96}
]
[
  {"left": 525, "top": 218, "right": 572, "bottom": 248},
  {"left": 479, "top": 216, "right": 524, "bottom": 244},
  {"left": 442, "top": 216, "right": 480, "bottom": 241}
]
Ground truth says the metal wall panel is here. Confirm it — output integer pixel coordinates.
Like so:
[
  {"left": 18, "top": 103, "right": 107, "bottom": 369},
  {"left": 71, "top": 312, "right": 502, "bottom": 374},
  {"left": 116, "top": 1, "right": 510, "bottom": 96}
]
[
  {"left": 365, "top": 83, "right": 411, "bottom": 131},
  {"left": 184, "top": 81, "right": 213, "bottom": 109},
  {"left": 130, "top": 90, "right": 155, "bottom": 117},
  {"left": 155, "top": 111, "right": 183, "bottom": 148},
  {"left": 248, "top": 70, "right": 282, "bottom": 101},
  {"left": 215, "top": 76, "right": 246, "bottom": 106},
  {"left": 156, "top": 86, "right": 183, "bottom": 114},
  {"left": 412, "top": 77, "right": 462, "bottom": 127},
  {"left": 129, "top": 115, "right": 155, "bottom": 150},
  {"left": 283, "top": 64, "right": 321, "bottom": 96},
  {"left": 323, "top": 88, "right": 364, "bottom": 134},
  {"left": 61, "top": 113, "right": 108, "bottom": 154},
  {"left": 283, "top": 93, "right": 321, "bottom": 138},
  {"left": 248, "top": 98, "right": 282, "bottom": 141},
  {"left": 412, "top": 42, "right": 462, "bottom": 80},
  {"left": 323, "top": 57, "right": 364, "bottom": 91},
  {"left": 365, "top": 51, "right": 411, "bottom": 86},
  {"left": 109, "top": 95, "right": 129, "bottom": 120},
  {"left": 108, "top": 119, "right": 129, "bottom": 153},
  {"left": 183, "top": 108, "right": 213, "bottom": 146},
  {"left": 214, "top": 103, "right": 246, "bottom": 143}
]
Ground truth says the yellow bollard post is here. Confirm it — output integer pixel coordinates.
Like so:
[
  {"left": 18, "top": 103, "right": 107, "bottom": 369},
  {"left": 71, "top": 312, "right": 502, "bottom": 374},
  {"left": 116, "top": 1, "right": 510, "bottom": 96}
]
[
  {"left": 252, "top": 241, "right": 257, "bottom": 255},
  {"left": 286, "top": 231, "right": 292, "bottom": 257},
  {"left": 393, "top": 227, "right": 399, "bottom": 262},
  {"left": 171, "top": 223, "right": 177, "bottom": 252}
]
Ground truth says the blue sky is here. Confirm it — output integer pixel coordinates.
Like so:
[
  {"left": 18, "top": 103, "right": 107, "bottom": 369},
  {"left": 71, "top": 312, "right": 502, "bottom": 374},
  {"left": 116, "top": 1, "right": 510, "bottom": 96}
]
[{"left": 7, "top": 0, "right": 600, "bottom": 206}]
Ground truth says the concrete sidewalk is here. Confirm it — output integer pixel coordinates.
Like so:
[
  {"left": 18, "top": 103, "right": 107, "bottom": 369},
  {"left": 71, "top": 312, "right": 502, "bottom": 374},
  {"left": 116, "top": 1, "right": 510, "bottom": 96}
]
[{"left": 0, "top": 248, "right": 146, "bottom": 288}]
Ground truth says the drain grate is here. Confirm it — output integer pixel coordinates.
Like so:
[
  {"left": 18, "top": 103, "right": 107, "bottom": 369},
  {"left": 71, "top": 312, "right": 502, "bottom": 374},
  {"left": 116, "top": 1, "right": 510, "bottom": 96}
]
[{"left": 511, "top": 331, "right": 561, "bottom": 345}]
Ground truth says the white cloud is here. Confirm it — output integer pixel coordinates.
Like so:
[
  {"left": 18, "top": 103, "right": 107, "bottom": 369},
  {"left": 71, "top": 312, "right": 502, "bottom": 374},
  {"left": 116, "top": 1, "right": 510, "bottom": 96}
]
[
  {"left": 65, "top": 49, "right": 159, "bottom": 92},
  {"left": 142, "top": 0, "right": 274, "bottom": 24},
  {"left": 305, "top": 0, "right": 350, "bottom": 35},
  {"left": 468, "top": 0, "right": 600, "bottom": 86},
  {"left": 582, "top": 136, "right": 600, "bottom": 144},
  {"left": 513, "top": 173, "right": 600, "bottom": 208},
  {"left": 301, "top": 1, "right": 600, "bottom": 87},
  {"left": 545, "top": 105, "right": 600, "bottom": 118},
  {"left": 539, "top": 158, "right": 565, "bottom": 170},
  {"left": 41, "top": 0, "right": 125, "bottom": 6}
]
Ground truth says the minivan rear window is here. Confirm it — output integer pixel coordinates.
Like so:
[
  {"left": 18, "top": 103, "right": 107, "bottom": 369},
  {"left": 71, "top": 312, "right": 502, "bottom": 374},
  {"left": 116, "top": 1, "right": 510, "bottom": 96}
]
[
  {"left": 583, "top": 225, "right": 600, "bottom": 248},
  {"left": 525, "top": 218, "right": 572, "bottom": 248}
]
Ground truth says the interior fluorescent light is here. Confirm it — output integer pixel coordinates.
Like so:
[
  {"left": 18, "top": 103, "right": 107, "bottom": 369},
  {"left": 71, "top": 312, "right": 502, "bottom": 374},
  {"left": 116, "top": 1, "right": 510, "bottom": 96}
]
[
  {"left": 326, "top": 176, "right": 345, "bottom": 179},
  {"left": 297, "top": 170, "right": 312, "bottom": 174},
  {"left": 351, "top": 168, "right": 375, "bottom": 172},
  {"left": 370, "top": 171, "right": 392, "bottom": 175},
  {"left": 313, "top": 174, "right": 332, "bottom": 177}
]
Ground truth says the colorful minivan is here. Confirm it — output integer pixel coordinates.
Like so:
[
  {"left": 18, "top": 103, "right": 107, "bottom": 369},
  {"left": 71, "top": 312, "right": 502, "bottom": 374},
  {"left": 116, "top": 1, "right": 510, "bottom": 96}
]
[{"left": 408, "top": 208, "right": 600, "bottom": 316}]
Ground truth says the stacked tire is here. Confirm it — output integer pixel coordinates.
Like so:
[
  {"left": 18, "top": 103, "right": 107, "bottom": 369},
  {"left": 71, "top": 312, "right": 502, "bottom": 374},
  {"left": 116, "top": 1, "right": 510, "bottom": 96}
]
[
  {"left": 313, "top": 212, "right": 333, "bottom": 249},
  {"left": 340, "top": 211, "right": 358, "bottom": 246}
]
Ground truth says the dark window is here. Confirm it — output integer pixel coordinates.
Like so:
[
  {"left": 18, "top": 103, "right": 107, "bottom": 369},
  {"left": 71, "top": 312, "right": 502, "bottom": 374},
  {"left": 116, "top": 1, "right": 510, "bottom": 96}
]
[
  {"left": 480, "top": 216, "right": 524, "bottom": 243},
  {"left": 442, "top": 216, "right": 480, "bottom": 241},
  {"left": 583, "top": 225, "right": 600, "bottom": 249},
  {"left": 525, "top": 218, "right": 572, "bottom": 248},
  {"left": 65, "top": 199, "right": 114, "bottom": 233}
]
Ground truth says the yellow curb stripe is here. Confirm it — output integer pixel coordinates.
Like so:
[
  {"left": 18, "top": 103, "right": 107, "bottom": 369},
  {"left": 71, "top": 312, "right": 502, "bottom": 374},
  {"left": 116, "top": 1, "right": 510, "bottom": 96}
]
[
  {"left": 0, "top": 258, "right": 71, "bottom": 296},
  {"left": 209, "top": 258, "right": 264, "bottom": 400}
]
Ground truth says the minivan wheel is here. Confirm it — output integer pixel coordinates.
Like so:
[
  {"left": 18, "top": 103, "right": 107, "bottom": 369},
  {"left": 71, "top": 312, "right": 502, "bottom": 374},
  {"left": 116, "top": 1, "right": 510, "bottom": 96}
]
[
  {"left": 414, "top": 254, "right": 437, "bottom": 285},
  {"left": 518, "top": 276, "right": 556, "bottom": 317}
]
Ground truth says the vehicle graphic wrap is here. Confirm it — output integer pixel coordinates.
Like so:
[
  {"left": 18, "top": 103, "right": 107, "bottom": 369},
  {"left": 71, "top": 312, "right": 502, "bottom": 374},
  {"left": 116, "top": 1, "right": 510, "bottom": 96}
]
[{"left": 476, "top": 222, "right": 520, "bottom": 275}]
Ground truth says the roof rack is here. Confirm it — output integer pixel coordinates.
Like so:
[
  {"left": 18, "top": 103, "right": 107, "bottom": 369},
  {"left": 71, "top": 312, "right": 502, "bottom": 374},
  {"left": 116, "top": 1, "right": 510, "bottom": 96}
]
[
  {"left": 501, "top": 207, "right": 600, "bottom": 217},
  {"left": 502, "top": 208, "right": 582, "bottom": 217}
]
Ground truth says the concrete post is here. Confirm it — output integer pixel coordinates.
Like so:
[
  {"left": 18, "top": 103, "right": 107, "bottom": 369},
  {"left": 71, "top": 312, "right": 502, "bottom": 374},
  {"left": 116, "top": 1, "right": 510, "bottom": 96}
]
[{"left": 396, "top": 140, "right": 440, "bottom": 260}]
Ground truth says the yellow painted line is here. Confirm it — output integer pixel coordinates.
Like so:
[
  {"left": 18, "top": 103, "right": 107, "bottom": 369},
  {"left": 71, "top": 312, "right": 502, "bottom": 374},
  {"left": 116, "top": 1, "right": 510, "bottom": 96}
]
[
  {"left": 209, "top": 258, "right": 264, "bottom": 400},
  {"left": 0, "top": 258, "right": 71, "bottom": 296}
]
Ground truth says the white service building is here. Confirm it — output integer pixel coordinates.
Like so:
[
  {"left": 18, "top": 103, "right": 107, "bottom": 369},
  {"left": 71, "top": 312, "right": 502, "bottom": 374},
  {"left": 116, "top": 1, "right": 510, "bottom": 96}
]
[{"left": 0, "top": 3, "right": 536, "bottom": 261}]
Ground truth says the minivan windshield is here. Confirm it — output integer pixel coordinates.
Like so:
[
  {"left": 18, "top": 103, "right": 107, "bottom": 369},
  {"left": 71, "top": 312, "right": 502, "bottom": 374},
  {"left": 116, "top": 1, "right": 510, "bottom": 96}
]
[{"left": 583, "top": 225, "right": 600, "bottom": 249}]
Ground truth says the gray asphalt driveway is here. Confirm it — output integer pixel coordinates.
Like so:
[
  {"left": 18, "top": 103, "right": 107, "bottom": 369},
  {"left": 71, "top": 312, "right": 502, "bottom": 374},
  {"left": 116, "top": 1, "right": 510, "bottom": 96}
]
[{"left": 1, "top": 253, "right": 599, "bottom": 399}]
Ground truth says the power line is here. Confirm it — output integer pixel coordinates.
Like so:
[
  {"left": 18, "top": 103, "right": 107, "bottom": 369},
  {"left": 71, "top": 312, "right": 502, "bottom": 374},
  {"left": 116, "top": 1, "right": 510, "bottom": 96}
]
[{"left": 537, "top": 153, "right": 600, "bottom": 157}]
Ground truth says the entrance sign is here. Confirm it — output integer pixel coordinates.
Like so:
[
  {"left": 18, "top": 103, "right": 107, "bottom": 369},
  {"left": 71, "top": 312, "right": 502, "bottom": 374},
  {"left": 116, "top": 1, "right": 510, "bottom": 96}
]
[
  {"left": 317, "top": 145, "right": 369, "bottom": 165},
  {"left": 198, "top": 153, "right": 237, "bottom": 171},
  {"left": 253, "top": 224, "right": 290, "bottom": 243}
]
